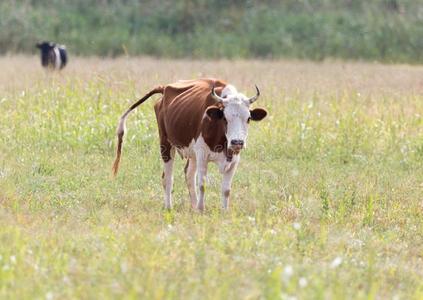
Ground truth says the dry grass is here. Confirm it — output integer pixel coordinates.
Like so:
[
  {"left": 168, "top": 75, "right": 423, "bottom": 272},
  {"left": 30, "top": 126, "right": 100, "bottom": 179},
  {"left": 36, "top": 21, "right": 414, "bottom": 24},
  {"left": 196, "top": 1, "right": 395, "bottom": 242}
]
[{"left": 1, "top": 55, "right": 422, "bottom": 96}]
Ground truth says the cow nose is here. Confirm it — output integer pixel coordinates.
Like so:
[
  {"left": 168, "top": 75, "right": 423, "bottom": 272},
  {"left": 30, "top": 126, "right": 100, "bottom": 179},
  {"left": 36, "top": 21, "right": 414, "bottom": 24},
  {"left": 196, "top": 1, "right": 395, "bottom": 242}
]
[{"left": 230, "top": 139, "right": 244, "bottom": 146}]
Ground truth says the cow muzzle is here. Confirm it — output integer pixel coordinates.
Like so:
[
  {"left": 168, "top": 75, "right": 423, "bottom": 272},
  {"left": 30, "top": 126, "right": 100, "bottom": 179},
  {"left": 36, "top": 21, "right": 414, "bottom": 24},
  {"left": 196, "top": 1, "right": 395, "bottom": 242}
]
[{"left": 230, "top": 139, "right": 244, "bottom": 153}]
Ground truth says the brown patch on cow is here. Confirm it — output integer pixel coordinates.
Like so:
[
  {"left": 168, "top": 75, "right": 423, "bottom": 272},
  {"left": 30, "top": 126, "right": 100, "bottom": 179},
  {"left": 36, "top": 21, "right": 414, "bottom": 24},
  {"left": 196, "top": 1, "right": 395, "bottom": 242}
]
[
  {"left": 225, "top": 148, "right": 234, "bottom": 162},
  {"left": 161, "top": 171, "right": 165, "bottom": 189},
  {"left": 201, "top": 111, "right": 227, "bottom": 153},
  {"left": 160, "top": 142, "right": 173, "bottom": 162},
  {"left": 111, "top": 130, "right": 125, "bottom": 176},
  {"left": 184, "top": 160, "right": 189, "bottom": 175},
  {"left": 224, "top": 190, "right": 230, "bottom": 198},
  {"left": 250, "top": 108, "right": 268, "bottom": 121}
]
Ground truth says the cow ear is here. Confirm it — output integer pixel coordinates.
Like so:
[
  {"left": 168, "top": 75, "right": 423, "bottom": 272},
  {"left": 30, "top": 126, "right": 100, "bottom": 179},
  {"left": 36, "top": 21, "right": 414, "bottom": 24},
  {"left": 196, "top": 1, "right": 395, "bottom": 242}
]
[
  {"left": 206, "top": 106, "right": 224, "bottom": 120},
  {"left": 250, "top": 108, "right": 267, "bottom": 121}
]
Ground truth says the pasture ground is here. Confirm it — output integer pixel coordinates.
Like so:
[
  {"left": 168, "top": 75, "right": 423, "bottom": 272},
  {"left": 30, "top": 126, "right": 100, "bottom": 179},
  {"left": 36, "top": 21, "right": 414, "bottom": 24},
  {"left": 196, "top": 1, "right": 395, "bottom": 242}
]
[{"left": 0, "top": 56, "right": 422, "bottom": 299}]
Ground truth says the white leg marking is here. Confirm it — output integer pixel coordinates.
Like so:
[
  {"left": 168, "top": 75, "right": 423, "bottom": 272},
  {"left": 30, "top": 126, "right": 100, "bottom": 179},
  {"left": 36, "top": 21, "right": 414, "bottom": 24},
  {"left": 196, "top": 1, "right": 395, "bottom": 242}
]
[
  {"left": 53, "top": 47, "right": 61, "bottom": 69},
  {"left": 193, "top": 136, "right": 211, "bottom": 211},
  {"left": 196, "top": 154, "right": 208, "bottom": 211},
  {"left": 185, "top": 158, "right": 198, "bottom": 208},
  {"left": 163, "top": 159, "right": 174, "bottom": 209}
]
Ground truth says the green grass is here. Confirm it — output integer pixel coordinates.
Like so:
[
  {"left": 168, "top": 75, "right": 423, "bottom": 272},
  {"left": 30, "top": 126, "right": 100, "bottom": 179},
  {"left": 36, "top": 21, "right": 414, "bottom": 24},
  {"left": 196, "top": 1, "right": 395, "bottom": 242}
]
[
  {"left": 1, "top": 0, "right": 422, "bottom": 63},
  {"left": 0, "top": 57, "right": 422, "bottom": 299}
]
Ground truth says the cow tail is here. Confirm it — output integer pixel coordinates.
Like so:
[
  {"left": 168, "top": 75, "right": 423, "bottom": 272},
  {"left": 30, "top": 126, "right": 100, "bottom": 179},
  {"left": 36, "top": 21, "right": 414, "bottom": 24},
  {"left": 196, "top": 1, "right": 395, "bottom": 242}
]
[{"left": 112, "top": 86, "right": 164, "bottom": 176}]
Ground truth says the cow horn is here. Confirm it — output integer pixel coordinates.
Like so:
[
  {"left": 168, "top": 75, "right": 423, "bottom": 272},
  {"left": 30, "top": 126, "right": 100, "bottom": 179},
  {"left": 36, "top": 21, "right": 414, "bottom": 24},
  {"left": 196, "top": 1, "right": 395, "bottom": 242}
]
[
  {"left": 247, "top": 85, "right": 260, "bottom": 104},
  {"left": 211, "top": 85, "right": 226, "bottom": 103}
]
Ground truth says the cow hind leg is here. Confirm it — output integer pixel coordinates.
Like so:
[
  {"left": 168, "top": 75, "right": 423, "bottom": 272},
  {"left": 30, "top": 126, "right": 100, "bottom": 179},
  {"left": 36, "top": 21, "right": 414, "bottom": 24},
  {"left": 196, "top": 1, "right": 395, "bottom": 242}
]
[
  {"left": 161, "top": 144, "right": 175, "bottom": 209},
  {"left": 184, "top": 158, "right": 197, "bottom": 208}
]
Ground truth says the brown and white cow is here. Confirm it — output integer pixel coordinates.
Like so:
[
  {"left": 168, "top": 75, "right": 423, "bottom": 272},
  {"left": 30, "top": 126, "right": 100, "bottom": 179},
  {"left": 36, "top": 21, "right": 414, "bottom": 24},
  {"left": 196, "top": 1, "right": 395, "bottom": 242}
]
[{"left": 112, "top": 78, "right": 267, "bottom": 210}]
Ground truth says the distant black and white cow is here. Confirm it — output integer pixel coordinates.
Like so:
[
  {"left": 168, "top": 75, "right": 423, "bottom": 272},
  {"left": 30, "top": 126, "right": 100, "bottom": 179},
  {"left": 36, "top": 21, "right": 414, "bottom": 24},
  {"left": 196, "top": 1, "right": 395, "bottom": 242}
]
[{"left": 36, "top": 42, "right": 68, "bottom": 70}]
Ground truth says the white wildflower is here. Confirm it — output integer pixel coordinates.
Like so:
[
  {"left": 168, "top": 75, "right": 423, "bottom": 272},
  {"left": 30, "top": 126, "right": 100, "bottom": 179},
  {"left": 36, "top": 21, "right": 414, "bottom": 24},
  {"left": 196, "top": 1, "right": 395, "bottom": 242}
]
[
  {"left": 281, "top": 293, "right": 297, "bottom": 300},
  {"left": 283, "top": 265, "right": 294, "bottom": 279},
  {"left": 269, "top": 205, "right": 278, "bottom": 212},
  {"left": 120, "top": 261, "right": 128, "bottom": 274},
  {"left": 111, "top": 281, "right": 121, "bottom": 292},
  {"left": 45, "top": 292, "right": 54, "bottom": 300},
  {"left": 330, "top": 256, "right": 343, "bottom": 268},
  {"left": 156, "top": 230, "right": 169, "bottom": 241},
  {"left": 10, "top": 255, "right": 16, "bottom": 264},
  {"left": 63, "top": 276, "right": 71, "bottom": 284},
  {"left": 351, "top": 239, "right": 364, "bottom": 248},
  {"left": 299, "top": 277, "right": 308, "bottom": 288},
  {"left": 293, "top": 222, "right": 301, "bottom": 230}
]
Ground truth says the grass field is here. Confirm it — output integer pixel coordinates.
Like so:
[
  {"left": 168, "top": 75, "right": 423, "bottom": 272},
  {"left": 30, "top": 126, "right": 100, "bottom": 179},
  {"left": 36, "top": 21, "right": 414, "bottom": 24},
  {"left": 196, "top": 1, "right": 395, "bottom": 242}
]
[{"left": 0, "top": 56, "right": 422, "bottom": 299}]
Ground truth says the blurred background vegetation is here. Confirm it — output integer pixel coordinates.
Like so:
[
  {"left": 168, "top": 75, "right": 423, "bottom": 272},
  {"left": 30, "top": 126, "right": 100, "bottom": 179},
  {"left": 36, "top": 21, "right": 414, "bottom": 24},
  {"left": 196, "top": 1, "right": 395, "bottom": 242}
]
[{"left": 0, "top": 0, "right": 422, "bottom": 63}]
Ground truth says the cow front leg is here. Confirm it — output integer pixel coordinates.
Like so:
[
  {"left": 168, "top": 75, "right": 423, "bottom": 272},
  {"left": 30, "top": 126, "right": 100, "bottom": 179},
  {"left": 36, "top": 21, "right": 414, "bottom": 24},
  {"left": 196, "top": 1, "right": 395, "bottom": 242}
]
[
  {"left": 221, "top": 161, "right": 239, "bottom": 210},
  {"left": 196, "top": 157, "right": 208, "bottom": 211},
  {"left": 184, "top": 158, "right": 198, "bottom": 208},
  {"left": 161, "top": 146, "right": 175, "bottom": 209}
]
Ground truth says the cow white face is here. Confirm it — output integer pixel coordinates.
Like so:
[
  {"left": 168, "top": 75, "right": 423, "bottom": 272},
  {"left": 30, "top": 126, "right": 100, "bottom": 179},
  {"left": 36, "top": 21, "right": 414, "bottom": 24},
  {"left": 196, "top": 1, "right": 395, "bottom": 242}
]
[
  {"left": 206, "top": 85, "right": 267, "bottom": 154},
  {"left": 223, "top": 99, "right": 252, "bottom": 151}
]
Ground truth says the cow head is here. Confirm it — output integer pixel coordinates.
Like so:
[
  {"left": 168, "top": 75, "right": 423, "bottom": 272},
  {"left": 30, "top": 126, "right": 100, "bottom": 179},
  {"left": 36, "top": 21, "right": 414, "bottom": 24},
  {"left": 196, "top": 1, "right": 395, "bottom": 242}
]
[
  {"left": 36, "top": 41, "right": 55, "bottom": 51},
  {"left": 207, "top": 84, "right": 267, "bottom": 154},
  {"left": 36, "top": 42, "right": 56, "bottom": 67}
]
